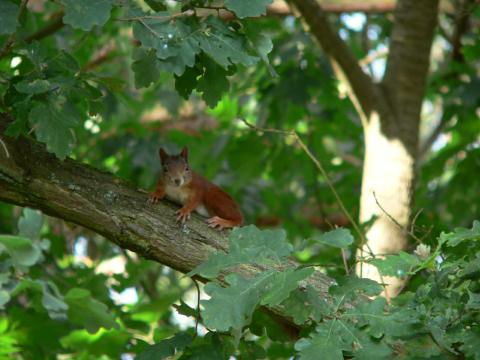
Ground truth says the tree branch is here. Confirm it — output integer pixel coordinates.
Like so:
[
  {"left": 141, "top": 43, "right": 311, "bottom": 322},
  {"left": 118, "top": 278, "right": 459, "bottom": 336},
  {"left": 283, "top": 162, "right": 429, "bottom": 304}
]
[
  {"left": 24, "top": 12, "right": 65, "bottom": 43},
  {"left": 199, "top": 0, "right": 399, "bottom": 20},
  {"left": 288, "top": 0, "right": 383, "bottom": 120},
  {"left": 81, "top": 41, "right": 117, "bottom": 72},
  {"left": 451, "top": 0, "right": 476, "bottom": 62},
  {"left": 382, "top": 0, "right": 440, "bottom": 148},
  {"left": 418, "top": 118, "right": 448, "bottom": 160},
  {"left": 308, "top": 0, "right": 396, "bottom": 13},
  {"left": 0, "top": 114, "right": 332, "bottom": 330},
  {"left": 224, "top": 0, "right": 452, "bottom": 17},
  {"left": 418, "top": 0, "right": 474, "bottom": 159}
]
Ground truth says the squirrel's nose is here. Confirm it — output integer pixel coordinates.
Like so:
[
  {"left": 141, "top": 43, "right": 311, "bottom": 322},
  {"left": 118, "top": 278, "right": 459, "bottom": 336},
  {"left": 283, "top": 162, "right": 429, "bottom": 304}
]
[{"left": 174, "top": 179, "right": 181, "bottom": 186}]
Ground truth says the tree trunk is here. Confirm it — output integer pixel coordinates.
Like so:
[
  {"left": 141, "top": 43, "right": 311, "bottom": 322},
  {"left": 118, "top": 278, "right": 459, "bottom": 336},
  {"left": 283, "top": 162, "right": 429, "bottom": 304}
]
[
  {"left": 357, "top": 112, "right": 417, "bottom": 297},
  {"left": 289, "top": 0, "right": 439, "bottom": 297},
  {"left": 358, "top": 0, "right": 438, "bottom": 297}
]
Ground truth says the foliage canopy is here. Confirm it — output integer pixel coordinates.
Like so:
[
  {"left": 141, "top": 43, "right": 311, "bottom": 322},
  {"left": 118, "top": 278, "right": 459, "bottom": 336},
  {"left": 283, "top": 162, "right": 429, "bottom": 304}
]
[{"left": 0, "top": 0, "right": 479, "bottom": 359}]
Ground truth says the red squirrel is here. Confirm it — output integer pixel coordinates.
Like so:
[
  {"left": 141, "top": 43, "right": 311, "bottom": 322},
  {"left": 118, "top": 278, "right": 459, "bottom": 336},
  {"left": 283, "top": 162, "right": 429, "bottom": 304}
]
[{"left": 148, "top": 147, "right": 243, "bottom": 229}]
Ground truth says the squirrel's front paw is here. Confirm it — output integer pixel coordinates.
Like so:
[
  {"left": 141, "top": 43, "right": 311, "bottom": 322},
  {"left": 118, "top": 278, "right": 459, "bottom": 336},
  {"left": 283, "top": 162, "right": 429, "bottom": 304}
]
[
  {"left": 176, "top": 208, "right": 191, "bottom": 223},
  {"left": 148, "top": 193, "right": 162, "bottom": 204}
]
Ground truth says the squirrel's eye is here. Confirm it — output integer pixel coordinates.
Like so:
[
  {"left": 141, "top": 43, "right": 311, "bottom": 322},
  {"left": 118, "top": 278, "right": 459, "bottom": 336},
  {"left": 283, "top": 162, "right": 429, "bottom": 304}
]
[
  {"left": 185, "top": 166, "right": 190, "bottom": 172},
  {"left": 163, "top": 167, "right": 168, "bottom": 173}
]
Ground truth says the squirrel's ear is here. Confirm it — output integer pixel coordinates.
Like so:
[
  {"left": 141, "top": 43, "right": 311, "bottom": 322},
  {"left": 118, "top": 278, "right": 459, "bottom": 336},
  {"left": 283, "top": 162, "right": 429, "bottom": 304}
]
[
  {"left": 180, "top": 146, "right": 188, "bottom": 160},
  {"left": 159, "top": 148, "right": 168, "bottom": 163}
]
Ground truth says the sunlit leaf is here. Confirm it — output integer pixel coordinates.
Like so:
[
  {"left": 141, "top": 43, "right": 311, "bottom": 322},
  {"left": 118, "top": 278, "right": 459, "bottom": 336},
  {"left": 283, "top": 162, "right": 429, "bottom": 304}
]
[
  {"left": 40, "top": 281, "right": 69, "bottom": 320},
  {"left": 0, "top": 291, "right": 10, "bottom": 310},
  {"left": 0, "top": 235, "right": 41, "bottom": 267},
  {"left": 18, "top": 208, "right": 43, "bottom": 240},
  {"left": 11, "top": 279, "right": 68, "bottom": 319},
  {"left": 314, "top": 228, "right": 353, "bottom": 249}
]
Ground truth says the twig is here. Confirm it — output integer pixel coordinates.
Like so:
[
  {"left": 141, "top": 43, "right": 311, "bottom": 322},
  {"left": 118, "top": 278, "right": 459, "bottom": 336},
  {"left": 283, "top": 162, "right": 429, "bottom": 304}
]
[
  {"left": 451, "top": 0, "right": 477, "bottom": 62},
  {"left": 418, "top": 225, "right": 433, "bottom": 243},
  {"left": 25, "top": 13, "right": 64, "bottom": 43},
  {"left": 137, "top": 18, "right": 164, "bottom": 39},
  {"left": 341, "top": 249, "right": 349, "bottom": 275},
  {"left": 27, "top": 124, "right": 37, "bottom": 136},
  {"left": 0, "top": 137, "right": 10, "bottom": 158},
  {"left": 0, "top": 37, "right": 16, "bottom": 59},
  {"left": 438, "top": 23, "right": 453, "bottom": 44},
  {"left": 196, "top": 5, "right": 227, "bottom": 11},
  {"left": 410, "top": 208, "right": 423, "bottom": 235},
  {"left": 359, "top": 47, "right": 389, "bottom": 67},
  {"left": 306, "top": 129, "right": 328, "bottom": 221},
  {"left": 387, "top": 274, "right": 409, "bottom": 297},
  {"left": 372, "top": 191, "right": 421, "bottom": 244},
  {"left": 361, "top": 14, "right": 370, "bottom": 56},
  {"left": 419, "top": 119, "right": 448, "bottom": 160},
  {"left": 338, "top": 152, "right": 362, "bottom": 168},
  {"left": 193, "top": 279, "right": 201, "bottom": 338},
  {"left": 81, "top": 41, "right": 116, "bottom": 72},
  {"left": 118, "top": 10, "right": 195, "bottom": 22}
]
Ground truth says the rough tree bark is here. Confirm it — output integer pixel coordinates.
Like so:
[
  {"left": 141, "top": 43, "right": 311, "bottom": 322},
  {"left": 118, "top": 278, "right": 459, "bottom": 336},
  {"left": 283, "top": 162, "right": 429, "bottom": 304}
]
[
  {"left": 289, "top": 0, "right": 439, "bottom": 297},
  {"left": 0, "top": 115, "right": 332, "bottom": 331},
  {"left": 360, "top": 0, "right": 439, "bottom": 296}
]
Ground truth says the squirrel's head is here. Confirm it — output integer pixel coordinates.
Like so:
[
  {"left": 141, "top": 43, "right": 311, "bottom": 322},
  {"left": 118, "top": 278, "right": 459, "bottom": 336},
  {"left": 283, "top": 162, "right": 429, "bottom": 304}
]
[{"left": 159, "top": 146, "right": 192, "bottom": 187}]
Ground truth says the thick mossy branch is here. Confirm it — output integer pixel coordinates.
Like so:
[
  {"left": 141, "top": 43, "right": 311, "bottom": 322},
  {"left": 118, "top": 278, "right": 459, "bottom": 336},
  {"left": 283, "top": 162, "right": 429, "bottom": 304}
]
[{"left": 0, "top": 114, "right": 332, "bottom": 329}]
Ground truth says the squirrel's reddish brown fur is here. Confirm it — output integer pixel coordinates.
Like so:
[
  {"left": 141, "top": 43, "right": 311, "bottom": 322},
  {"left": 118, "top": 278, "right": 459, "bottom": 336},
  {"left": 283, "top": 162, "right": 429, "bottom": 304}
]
[{"left": 148, "top": 146, "right": 243, "bottom": 229}]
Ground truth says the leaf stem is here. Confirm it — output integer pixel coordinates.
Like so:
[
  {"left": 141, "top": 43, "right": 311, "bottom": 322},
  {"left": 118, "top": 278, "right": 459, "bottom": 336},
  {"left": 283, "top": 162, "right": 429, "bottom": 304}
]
[
  {"left": 372, "top": 191, "right": 422, "bottom": 244},
  {"left": 0, "top": 137, "right": 10, "bottom": 158},
  {"left": 193, "top": 279, "right": 201, "bottom": 338},
  {"left": 117, "top": 10, "right": 195, "bottom": 22}
]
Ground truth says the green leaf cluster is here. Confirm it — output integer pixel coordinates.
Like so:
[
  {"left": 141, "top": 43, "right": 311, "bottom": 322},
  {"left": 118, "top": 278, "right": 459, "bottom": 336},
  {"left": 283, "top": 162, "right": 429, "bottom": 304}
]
[
  {"left": 189, "top": 225, "right": 314, "bottom": 336},
  {"left": 0, "top": 208, "right": 119, "bottom": 358},
  {"left": 182, "top": 223, "right": 480, "bottom": 359},
  {"left": 1, "top": 0, "right": 274, "bottom": 160},
  {"left": 130, "top": 11, "right": 267, "bottom": 107}
]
